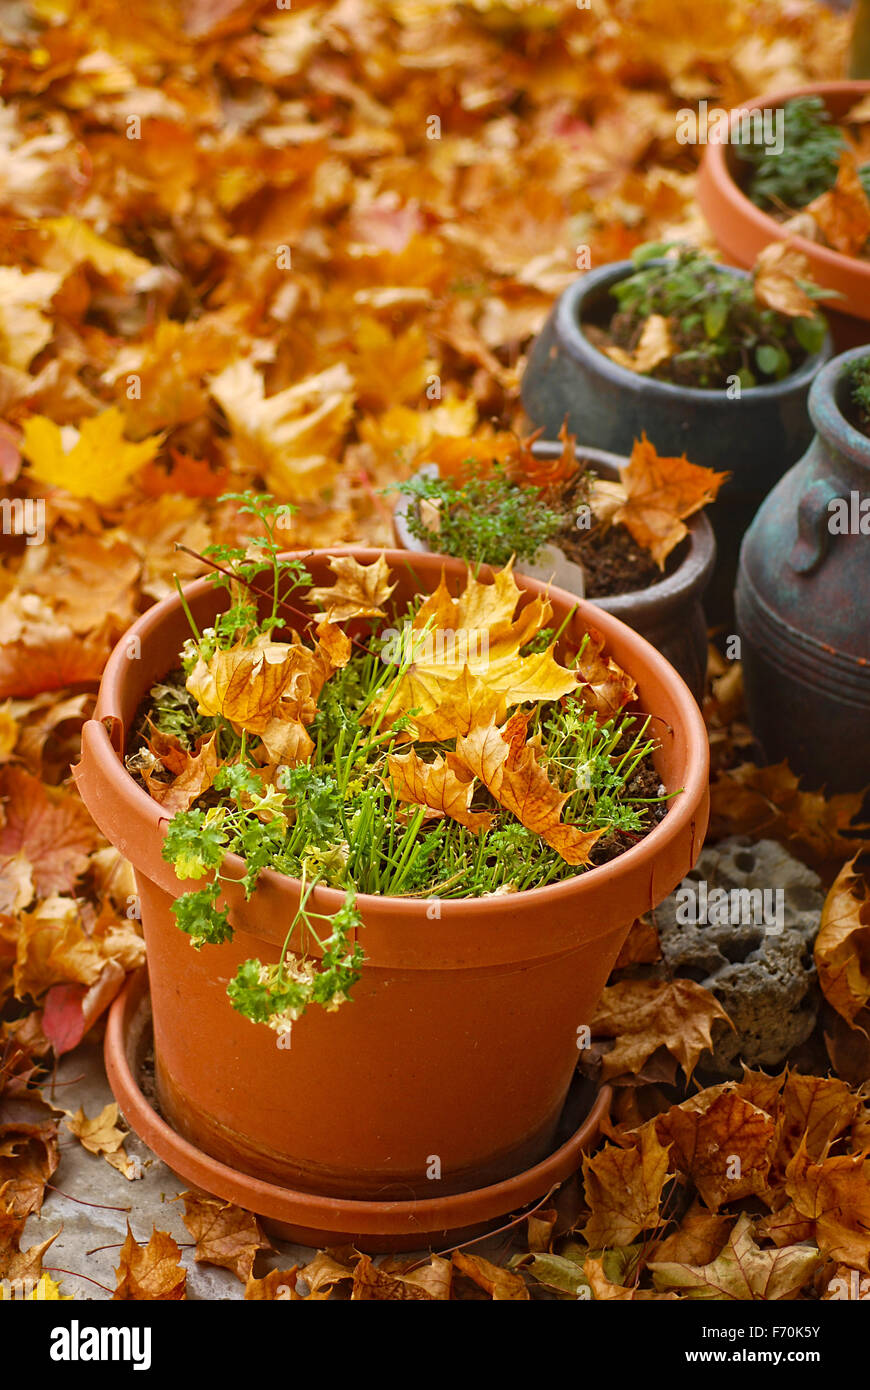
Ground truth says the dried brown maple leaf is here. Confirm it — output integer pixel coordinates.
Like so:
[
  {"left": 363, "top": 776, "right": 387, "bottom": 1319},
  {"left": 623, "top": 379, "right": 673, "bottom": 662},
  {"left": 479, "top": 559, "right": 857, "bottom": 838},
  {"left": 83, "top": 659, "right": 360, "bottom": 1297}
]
[
  {"left": 64, "top": 1102, "right": 127, "bottom": 1158},
  {"left": 0, "top": 768, "right": 98, "bottom": 898},
  {"left": 187, "top": 621, "right": 349, "bottom": 758},
  {"left": 0, "top": 594, "right": 111, "bottom": 700},
  {"left": 308, "top": 553, "right": 397, "bottom": 623},
  {"left": 775, "top": 1071, "right": 860, "bottom": 1170},
  {"left": 113, "top": 1224, "right": 187, "bottom": 1300},
  {"left": 652, "top": 1091, "right": 777, "bottom": 1211},
  {"left": 144, "top": 731, "right": 221, "bottom": 815},
  {"left": 14, "top": 897, "right": 144, "bottom": 1001},
  {"left": 785, "top": 1144, "right": 870, "bottom": 1272},
  {"left": 582, "top": 1123, "right": 672, "bottom": 1247},
  {"left": 454, "top": 712, "right": 602, "bottom": 865},
  {"left": 299, "top": 1250, "right": 356, "bottom": 1295},
  {"left": 452, "top": 1251, "right": 529, "bottom": 1301},
  {"left": 351, "top": 1253, "right": 439, "bottom": 1301},
  {"left": 573, "top": 628, "right": 637, "bottom": 718},
  {"left": 650, "top": 1212, "right": 820, "bottom": 1300},
  {"left": 752, "top": 242, "right": 818, "bottom": 318},
  {"left": 807, "top": 148, "right": 870, "bottom": 257},
  {"left": 245, "top": 1267, "right": 301, "bottom": 1300},
  {"left": 0, "top": 1120, "right": 58, "bottom": 1215},
  {"left": 652, "top": 1202, "right": 733, "bottom": 1266},
  {"left": 0, "top": 1201, "right": 59, "bottom": 1282},
  {"left": 584, "top": 1257, "right": 678, "bottom": 1301},
  {"left": 814, "top": 857, "right": 870, "bottom": 1027},
  {"left": 385, "top": 748, "right": 493, "bottom": 832},
  {"left": 708, "top": 761, "right": 868, "bottom": 875},
  {"left": 590, "top": 977, "right": 732, "bottom": 1083},
  {"left": 180, "top": 1190, "right": 271, "bottom": 1283},
  {"left": 613, "top": 434, "right": 728, "bottom": 569}
]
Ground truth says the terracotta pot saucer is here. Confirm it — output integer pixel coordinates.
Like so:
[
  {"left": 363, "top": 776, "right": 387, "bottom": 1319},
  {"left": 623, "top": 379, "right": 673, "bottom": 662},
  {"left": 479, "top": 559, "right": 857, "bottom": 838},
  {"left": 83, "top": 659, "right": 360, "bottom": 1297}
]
[{"left": 106, "top": 968, "right": 612, "bottom": 1255}]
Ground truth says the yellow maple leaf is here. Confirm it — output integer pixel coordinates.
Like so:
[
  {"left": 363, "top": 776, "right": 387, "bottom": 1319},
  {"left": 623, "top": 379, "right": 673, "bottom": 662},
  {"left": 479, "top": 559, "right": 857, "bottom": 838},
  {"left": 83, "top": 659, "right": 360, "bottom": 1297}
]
[
  {"left": 0, "top": 266, "right": 62, "bottom": 371},
  {"left": 22, "top": 408, "right": 163, "bottom": 505},
  {"left": 210, "top": 360, "right": 354, "bottom": 502},
  {"left": 375, "top": 562, "right": 579, "bottom": 739},
  {"left": 39, "top": 216, "right": 153, "bottom": 283}
]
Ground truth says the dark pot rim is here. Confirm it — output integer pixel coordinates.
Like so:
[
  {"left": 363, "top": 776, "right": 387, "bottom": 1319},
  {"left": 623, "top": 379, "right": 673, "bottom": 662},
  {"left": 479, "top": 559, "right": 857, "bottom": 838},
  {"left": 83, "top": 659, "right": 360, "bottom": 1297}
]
[
  {"left": 809, "top": 345, "right": 870, "bottom": 469},
  {"left": 393, "top": 442, "right": 716, "bottom": 625},
  {"left": 549, "top": 259, "right": 830, "bottom": 404}
]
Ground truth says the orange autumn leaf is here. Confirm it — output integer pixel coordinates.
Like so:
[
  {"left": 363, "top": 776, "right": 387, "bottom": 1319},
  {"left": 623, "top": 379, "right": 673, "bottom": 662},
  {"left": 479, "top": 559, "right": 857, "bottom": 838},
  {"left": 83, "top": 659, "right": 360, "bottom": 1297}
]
[
  {"left": 513, "top": 420, "right": 578, "bottom": 488},
  {"left": 140, "top": 447, "right": 230, "bottom": 499},
  {"left": 180, "top": 1190, "right": 271, "bottom": 1284},
  {"left": 352, "top": 1253, "right": 442, "bottom": 1301},
  {"left": 582, "top": 1123, "right": 672, "bottom": 1247},
  {"left": 604, "top": 313, "right": 677, "bottom": 375},
  {"left": 308, "top": 554, "right": 396, "bottom": 623},
  {"left": 574, "top": 628, "right": 637, "bottom": 718},
  {"left": 452, "top": 1251, "right": 529, "bottom": 1301},
  {"left": 0, "top": 1121, "right": 58, "bottom": 1216},
  {"left": 113, "top": 1224, "right": 187, "bottom": 1301},
  {"left": 814, "top": 857, "right": 870, "bottom": 1027},
  {"left": 417, "top": 429, "right": 522, "bottom": 482},
  {"left": 652, "top": 1091, "right": 777, "bottom": 1211},
  {"left": 785, "top": 1144, "right": 870, "bottom": 1272},
  {"left": 590, "top": 977, "right": 733, "bottom": 1082},
  {"left": 0, "top": 767, "right": 98, "bottom": 899},
  {"left": 752, "top": 242, "right": 818, "bottom": 319},
  {"left": 187, "top": 622, "right": 349, "bottom": 749},
  {"left": 143, "top": 731, "right": 222, "bottom": 815},
  {"left": 453, "top": 712, "right": 602, "bottom": 865},
  {"left": 708, "top": 762, "right": 869, "bottom": 874},
  {"left": 807, "top": 148, "right": 870, "bottom": 257},
  {"left": 613, "top": 434, "right": 728, "bottom": 569},
  {"left": 0, "top": 1202, "right": 60, "bottom": 1284},
  {"left": 385, "top": 748, "right": 493, "bottom": 832}
]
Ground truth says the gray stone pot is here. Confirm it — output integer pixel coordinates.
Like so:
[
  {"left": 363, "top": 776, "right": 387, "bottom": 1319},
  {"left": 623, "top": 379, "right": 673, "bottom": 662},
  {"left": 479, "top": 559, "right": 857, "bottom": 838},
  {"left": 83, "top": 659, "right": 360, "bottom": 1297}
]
[{"left": 392, "top": 441, "right": 715, "bottom": 703}]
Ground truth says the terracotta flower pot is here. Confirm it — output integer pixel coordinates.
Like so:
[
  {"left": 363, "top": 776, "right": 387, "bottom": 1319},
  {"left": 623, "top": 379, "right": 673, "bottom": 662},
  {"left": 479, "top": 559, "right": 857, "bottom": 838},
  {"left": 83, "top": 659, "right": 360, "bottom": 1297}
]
[
  {"left": 736, "top": 348, "right": 870, "bottom": 793},
  {"left": 520, "top": 261, "right": 830, "bottom": 628},
  {"left": 697, "top": 81, "right": 870, "bottom": 348},
  {"left": 392, "top": 444, "right": 715, "bottom": 702},
  {"left": 74, "top": 549, "right": 709, "bottom": 1205}
]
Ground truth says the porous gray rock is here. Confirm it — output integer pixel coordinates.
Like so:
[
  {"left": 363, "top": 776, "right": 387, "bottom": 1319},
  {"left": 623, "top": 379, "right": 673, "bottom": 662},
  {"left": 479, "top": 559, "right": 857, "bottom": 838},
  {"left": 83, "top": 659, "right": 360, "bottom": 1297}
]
[{"left": 653, "top": 836, "right": 824, "bottom": 1077}]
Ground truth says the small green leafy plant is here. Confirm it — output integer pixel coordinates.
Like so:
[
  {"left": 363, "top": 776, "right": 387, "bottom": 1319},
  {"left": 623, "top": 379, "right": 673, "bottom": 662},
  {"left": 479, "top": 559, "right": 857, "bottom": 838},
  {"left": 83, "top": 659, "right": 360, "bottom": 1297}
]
[
  {"left": 604, "top": 242, "right": 827, "bottom": 389},
  {"left": 844, "top": 354, "right": 870, "bottom": 433},
  {"left": 397, "top": 464, "right": 563, "bottom": 567},
  {"left": 735, "top": 96, "right": 848, "bottom": 210}
]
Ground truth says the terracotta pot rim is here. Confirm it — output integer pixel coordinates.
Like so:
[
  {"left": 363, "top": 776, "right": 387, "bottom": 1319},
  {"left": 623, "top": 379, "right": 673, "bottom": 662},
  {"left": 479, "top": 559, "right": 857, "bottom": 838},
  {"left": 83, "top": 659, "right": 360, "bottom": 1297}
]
[
  {"left": 699, "top": 80, "right": 870, "bottom": 286},
  {"left": 551, "top": 259, "right": 830, "bottom": 403},
  {"left": 105, "top": 966, "right": 612, "bottom": 1241},
  {"left": 393, "top": 442, "right": 716, "bottom": 623},
  {"left": 83, "top": 547, "right": 709, "bottom": 921},
  {"left": 808, "top": 346, "right": 870, "bottom": 467}
]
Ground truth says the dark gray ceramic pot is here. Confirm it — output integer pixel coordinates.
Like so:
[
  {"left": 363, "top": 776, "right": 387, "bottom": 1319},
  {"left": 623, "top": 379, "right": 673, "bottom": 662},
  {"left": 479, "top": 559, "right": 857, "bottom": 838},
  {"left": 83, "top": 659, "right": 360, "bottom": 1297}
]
[
  {"left": 521, "top": 261, "right": 832, "bottom": 628},
  {"left": 736, "top": 347, "right": 870, "bottom": 792},
  {"left": 393, "top": 442, "right": 715, "bottom": 704}
]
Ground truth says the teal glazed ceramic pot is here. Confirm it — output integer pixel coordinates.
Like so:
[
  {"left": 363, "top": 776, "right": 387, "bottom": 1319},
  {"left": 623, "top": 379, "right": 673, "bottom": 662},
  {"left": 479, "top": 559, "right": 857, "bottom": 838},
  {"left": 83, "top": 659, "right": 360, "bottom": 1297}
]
[{"left": 736, "top": 347, "right": 870, "bottom": 792}]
